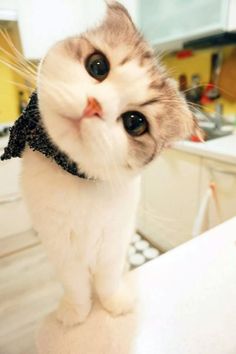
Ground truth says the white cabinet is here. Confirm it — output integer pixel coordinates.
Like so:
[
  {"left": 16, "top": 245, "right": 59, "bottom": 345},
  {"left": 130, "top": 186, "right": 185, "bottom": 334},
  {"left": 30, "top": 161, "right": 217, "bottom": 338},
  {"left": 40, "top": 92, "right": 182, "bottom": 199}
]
[
  {"left": 139, "top": 0, "right": 236, "bottom": 50},
  {"left": 227, "top": 0, "right": 236, "bottom": 31},
  {"left": 139, "top": 149, "right": 236, "bottom": 251},
  {"left": 17, "top": 0, "right": 105, "bottom": 60},
  {"left": 199, "top": 158, "right": 236, "bottom": 230},
  {"left": 138, "top": 149, "right": 201, "bottom": 250},
  {"left": 0, "top": 0, "right": 17, "bottom": 20},
  {"left": 17, "top": 0, "right": 139, "bottom": 60},
  {"left": 0, "top": 0, "right": 16, "bottom": 10}
]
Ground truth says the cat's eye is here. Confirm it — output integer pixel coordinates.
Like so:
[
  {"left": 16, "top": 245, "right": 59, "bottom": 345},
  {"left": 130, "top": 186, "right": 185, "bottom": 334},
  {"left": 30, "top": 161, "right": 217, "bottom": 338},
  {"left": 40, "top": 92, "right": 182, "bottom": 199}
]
[
  {"left": 121, "top": 111, "right": 148, "bottom": 137},
  {"left": 85, "top": 52, "right": 110, "bottom": 81}
]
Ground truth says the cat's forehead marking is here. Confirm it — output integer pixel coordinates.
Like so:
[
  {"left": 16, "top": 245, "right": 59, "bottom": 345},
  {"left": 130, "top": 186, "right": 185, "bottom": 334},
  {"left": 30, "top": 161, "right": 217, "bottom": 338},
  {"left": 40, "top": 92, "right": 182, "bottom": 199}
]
[
  {"left": 138, "top": 98, "right": 160, "bottom": 108},
  {"left": 119, "top": 55, "right": 133, "bottom": 66},
  {"left": 139, "top": 51, "right": 153, "bottom": 66},
  {"left": 119, "top": 49, "right": 154, "bottom": 68},
  {"left": 149, "top": 79, "right": 166, "bottom": 91},
  {"left": 65, "top": 39, "right": 81, "bottom": 59},
  {"left": 63, "top": 36, "right": 96, "bottom": 63}
]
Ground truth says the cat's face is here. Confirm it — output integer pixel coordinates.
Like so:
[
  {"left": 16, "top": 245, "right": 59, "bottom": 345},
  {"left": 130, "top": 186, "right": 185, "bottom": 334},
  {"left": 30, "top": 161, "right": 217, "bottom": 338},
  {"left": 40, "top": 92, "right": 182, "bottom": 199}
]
[{"left": 38, "top": 2, "right": 194, "bottom": 181}]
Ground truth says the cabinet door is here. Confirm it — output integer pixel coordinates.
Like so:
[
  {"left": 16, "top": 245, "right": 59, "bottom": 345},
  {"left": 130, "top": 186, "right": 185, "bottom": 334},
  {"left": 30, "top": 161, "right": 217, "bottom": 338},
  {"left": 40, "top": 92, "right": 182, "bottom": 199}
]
[
  {"left": 227, "top": 0, "right": 236, "bottom": 31},
  {"left": 200, "top": 158, "right": 236, "bottom": 230},
  {"left": 17, "top": 0, "right": 107, "bottom": 59},
  {"left": 138, "top": 150, "right": 201, "bottom": 251},
  {"left": 140, "top": 0, "right": 229, "bottom": 46},
  {"left": 17, "top": 0, "right": 139, "bottom": 60},
  {"left": 0, "top": 0, "right": 16, "bottom": 9},
  {"left": 0, "top": 0, "right": 17, "bottom": 20}
]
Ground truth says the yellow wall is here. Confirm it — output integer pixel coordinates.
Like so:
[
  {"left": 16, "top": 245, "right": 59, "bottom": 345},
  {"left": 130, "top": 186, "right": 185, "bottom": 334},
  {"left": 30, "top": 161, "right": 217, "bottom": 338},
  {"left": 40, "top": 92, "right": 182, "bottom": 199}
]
[
  {"left": 0, "top": 32, "right": 20, "bottom": 123},
  {"left": 0, "top": 24, "right": 32, "bottom": 124},
  {"left": 163, "top": 46, "right": 236, "bottom": 115}
]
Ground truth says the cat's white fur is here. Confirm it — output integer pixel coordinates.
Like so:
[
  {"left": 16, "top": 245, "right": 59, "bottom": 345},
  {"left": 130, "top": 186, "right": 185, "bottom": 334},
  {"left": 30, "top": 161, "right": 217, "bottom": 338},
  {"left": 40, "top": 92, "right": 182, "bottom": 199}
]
[
  {"left": 21, "top": 18, "right": 146, "bottom": 327},
  {"left": 22, "top": 147, "right": 140, "bottom": 325},
  {"left": 21, "top": 3, "right": 194, "bottom": 326}
]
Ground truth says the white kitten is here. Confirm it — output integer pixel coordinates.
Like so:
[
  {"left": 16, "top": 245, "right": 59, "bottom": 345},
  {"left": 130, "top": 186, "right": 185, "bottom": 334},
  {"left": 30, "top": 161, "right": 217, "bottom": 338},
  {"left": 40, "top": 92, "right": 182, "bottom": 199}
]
[{"left": 21, "top": 2, "right": 194, "bottom": 326}]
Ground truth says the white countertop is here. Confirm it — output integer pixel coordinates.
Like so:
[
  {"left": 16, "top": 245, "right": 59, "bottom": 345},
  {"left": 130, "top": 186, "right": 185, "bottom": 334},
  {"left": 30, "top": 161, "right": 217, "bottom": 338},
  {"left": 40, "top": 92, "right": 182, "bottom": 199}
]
[
  {"left": 173, "top": 134, "right": 236, "bottom": 165},
  {"left": 37, "top": 217, "right": 236, "bottom": 354}
]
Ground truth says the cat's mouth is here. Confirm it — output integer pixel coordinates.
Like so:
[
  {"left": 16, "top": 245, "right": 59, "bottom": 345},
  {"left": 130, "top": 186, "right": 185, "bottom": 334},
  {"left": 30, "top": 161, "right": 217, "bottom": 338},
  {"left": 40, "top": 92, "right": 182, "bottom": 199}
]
[{"left": 62, "top": 113, "right": 102, "bottom": 123}]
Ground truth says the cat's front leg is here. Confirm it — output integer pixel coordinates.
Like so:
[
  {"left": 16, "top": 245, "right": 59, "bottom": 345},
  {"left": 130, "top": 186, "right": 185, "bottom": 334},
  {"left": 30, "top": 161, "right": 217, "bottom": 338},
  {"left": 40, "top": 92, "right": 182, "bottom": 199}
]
[
  {"left": 56, "top": 262, "right": 92, "bottom": 326},
  {"left": 94, "top": 246, "right": 135, "bottom": 316},
  {"left": 39, "top": 228, "right": 92, "bottom": 326},
  {"left": 98, "top": 278, "right": 135, "bottom": 317}
]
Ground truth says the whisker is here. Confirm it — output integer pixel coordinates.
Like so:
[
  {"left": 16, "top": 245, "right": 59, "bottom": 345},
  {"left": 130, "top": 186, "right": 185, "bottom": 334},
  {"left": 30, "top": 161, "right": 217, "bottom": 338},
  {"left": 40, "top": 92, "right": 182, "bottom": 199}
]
[
  {"left": 0, "top": 29, "right": 38, "bottom": 71},
  {"left": 0, "top": 29, "right": 38, "bottom": 90},
  {"left": 0, "top": 45, "right": 37, "bottom": 77},
  {"left": 0, "top": 57, "right": 37, "bottom": 85},
  {"left": 6, "top": 79, "right": 35, "bottom": 92}
]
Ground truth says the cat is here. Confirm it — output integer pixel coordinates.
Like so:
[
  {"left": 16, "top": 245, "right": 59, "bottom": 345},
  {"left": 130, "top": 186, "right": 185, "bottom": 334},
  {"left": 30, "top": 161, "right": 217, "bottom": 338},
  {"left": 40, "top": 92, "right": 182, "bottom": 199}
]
[{"left": 21, "top": 2, "right": 195, "bottom": 326}]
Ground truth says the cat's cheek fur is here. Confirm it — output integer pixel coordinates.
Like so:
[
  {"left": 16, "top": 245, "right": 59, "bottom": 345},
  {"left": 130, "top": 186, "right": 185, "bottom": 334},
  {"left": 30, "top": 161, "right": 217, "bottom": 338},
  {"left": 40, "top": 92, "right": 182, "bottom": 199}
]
[{"left": 21, "top": 148, "right": 140, "bottom": 324}]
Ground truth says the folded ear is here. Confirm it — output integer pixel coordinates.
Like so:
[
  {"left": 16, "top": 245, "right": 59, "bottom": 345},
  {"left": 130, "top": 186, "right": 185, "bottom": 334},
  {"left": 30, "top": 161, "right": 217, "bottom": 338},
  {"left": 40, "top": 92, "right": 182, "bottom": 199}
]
[
  {"left": 102, "top": 1, "right": 137, "bottom": 35},
  {"left": 192, "top": 115, "right": 205, "bottom": 142}
]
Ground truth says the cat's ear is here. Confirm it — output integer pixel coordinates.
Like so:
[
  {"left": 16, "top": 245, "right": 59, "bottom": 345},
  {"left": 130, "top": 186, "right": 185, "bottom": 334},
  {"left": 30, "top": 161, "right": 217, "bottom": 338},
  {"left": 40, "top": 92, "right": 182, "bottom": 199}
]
[
  {"left": 192, "top": 115, "right": 205, "bottom": 142},
  {"left": 103, "top": 1, "right": 136, "bottom": 34}
]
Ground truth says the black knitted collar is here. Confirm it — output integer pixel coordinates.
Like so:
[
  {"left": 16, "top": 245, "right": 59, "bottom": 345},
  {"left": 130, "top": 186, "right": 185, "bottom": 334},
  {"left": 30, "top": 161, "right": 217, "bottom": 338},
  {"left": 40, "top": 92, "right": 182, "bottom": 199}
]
[{"left": 0, "top": 92, "right": 87, "bottom": 179}]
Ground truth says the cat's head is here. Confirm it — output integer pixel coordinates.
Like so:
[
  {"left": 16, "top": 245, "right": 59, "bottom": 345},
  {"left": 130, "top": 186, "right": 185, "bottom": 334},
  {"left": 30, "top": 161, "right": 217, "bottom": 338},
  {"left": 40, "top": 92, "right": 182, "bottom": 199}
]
[{"left": 38, "top": 2, "right": 195, "bottom": 181}]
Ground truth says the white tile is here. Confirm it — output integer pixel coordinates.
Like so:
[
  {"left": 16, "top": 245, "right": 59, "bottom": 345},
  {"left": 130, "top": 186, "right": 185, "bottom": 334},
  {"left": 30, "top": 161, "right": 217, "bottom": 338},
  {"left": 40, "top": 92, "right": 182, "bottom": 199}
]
[
  {"left": 143, "top": 247, "right": 160, "bottom": 260},
  {"left": 131, "top": 233, "right": 141, "bottom": 243},
  {"left": 134, "top": 240, "right": 149, "bottom": 251},
  {"left": 129, "top": 253, "right": 146, "bottom": 267}
]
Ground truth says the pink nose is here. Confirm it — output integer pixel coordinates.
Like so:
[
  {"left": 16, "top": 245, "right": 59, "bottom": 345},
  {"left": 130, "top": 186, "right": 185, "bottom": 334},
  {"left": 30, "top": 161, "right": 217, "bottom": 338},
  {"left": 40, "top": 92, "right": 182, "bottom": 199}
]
[{"left": 82, "top": 97, "right": 102, "bottom": 118}]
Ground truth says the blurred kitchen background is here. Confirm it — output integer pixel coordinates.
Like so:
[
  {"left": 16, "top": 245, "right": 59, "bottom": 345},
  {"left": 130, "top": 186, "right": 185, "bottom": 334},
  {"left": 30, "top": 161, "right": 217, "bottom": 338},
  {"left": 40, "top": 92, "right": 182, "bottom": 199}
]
[{"left": 0, "top": 1, "right": 236, "bottom": 353}]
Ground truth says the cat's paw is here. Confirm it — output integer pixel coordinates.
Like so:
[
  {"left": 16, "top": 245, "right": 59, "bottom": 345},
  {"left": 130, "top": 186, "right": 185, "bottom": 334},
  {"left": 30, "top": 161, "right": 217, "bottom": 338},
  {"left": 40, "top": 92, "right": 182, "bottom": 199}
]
[
  {"left": 56, "top": 298, "right": 91, "bottom": 326},
  {"left": 100, "top": 284, "right": 135, "bottom": 317}
]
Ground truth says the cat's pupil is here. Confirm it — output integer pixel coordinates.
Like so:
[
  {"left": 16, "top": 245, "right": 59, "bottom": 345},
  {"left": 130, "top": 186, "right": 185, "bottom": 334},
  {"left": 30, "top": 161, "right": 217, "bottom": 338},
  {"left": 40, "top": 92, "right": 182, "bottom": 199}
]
[
  {"left": 85, "top": 53, "right": 110, "bottom": 81},
  {"left": 121, "top": 111, "right": 148, "bottom": 137}
]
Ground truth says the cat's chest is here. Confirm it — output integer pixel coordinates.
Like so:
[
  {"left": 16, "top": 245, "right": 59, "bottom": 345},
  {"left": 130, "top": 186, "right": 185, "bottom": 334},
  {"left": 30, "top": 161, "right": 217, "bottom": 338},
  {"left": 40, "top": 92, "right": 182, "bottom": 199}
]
[
  {"left": 70, "top": 178, "right": 140, "bottom": 225},
  {"left": 69, "top": 178, "right": 140, "bottom": 260}
]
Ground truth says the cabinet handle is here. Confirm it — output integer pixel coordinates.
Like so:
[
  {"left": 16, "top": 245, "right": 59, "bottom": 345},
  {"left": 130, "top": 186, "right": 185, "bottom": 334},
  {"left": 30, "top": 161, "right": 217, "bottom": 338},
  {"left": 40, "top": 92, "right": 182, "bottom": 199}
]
[
  {"left": 192, "top": 182, "right": 221, "bottom": 237},
  {"left": 0, "top": 194, "right": 21, "bottom": 205}
]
